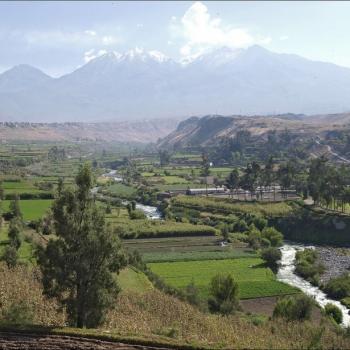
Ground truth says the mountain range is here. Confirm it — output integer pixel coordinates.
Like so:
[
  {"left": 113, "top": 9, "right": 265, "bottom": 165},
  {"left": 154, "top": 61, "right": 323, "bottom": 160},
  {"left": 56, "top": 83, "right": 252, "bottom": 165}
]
[{"left": 1, "top": 45, "right": 350, "bottom": 122}]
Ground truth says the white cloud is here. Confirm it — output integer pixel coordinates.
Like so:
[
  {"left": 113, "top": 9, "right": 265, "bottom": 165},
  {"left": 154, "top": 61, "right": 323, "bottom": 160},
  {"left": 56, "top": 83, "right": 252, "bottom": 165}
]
[
  {"left": 174, "top": 1, "right": 270, "bottom": 58},
  {"left": 279, "top": 35, "right": 289, "bottom": 41},
  {"left": 23, "top": 29, "right": 119, "bottom": 49},
  {"left": 259, "top": 36, "right": 272, "bottom": 45},
  {"left": 85, "top": 30, "right": 97, "bottom": 36}
]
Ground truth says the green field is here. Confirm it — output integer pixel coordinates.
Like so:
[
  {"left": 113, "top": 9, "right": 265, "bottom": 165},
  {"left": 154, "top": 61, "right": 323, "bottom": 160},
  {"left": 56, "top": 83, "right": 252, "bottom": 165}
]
[
  {"left": 0, "top": 225, "right": 35, "bottom": 263},
  {"left": 103, "top": 183, "right": 137, "bottom": 199},
  {"left": 148, "top": 258, "right": 297, "bottom": 299},
  {"left": 117, "top": 267, "right": 153, "bottom": 293},
  {"left": 171, "top": 195, "right": 294, "bottom": 217},
  {"left": 2, "top": 199, "right": 53, "bottom": 221}
]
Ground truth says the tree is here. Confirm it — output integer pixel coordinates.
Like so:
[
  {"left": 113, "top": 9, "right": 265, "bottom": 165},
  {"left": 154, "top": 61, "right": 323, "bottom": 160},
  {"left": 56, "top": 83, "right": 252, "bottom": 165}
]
[
  {"left": 9, "top": 195, "right": 22, "bottom": 219},
  {"left": 261, "top": 227, "right": 283, "bottom": 247},
  {"left": 8, "top": 218, "right": 22, "bottom": 250},
  {"left": 159, "top": 150, "right": 171, "bottom": 167},
  {"left": 226, "top": 169, "right": 239, "bottom": 199},
  {"left": 201, "top": 152, "right": 211, "bottom": 196},
  {"left": 261, "top": 247, "right": 281, "bottom": 268},
  {"left": 37, "top": 164, "right": 127, "bottom": 328},
  {"left": 208, "top": 273, "right": 239, "bottom": 315}
]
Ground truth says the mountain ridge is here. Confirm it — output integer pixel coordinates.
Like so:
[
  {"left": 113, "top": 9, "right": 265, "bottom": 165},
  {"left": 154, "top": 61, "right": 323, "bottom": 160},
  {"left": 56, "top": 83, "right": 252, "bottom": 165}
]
[{"left": 1, "top": 45, "right": 350, "bottom": 122}]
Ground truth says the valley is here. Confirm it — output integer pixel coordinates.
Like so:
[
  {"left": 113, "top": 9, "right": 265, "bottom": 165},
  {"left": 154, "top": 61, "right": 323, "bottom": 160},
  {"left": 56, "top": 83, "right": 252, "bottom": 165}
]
[{"left": 0, "top": 122, "right": 350, "bottom": 348}]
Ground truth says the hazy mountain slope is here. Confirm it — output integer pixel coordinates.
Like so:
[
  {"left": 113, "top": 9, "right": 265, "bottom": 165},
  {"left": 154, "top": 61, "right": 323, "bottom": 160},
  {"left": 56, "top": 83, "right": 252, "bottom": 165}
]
[
  {"left": 0, "top": 118, "right": 180, "bottom": 143},
  {"left": 1, "top": 46, "right": 350, "bottom": 121},
  {"left": 158, "top": 113, "right": 350, "bottom": 149}
]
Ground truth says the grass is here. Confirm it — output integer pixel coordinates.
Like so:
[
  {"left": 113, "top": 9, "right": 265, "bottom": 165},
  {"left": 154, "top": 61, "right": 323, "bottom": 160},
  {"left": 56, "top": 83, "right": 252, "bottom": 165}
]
[
  {"left": 142, "top": 250, "right": 257, "bottom": 263},
  {"left": 172, "top": 195, "right": 294, "bottom": 217},
  {"left": 0, "top": 262, "right": 349, "bottom": 349},
  {"left": 117, "top": 267, "right": 153, "bottom": 293},
  {"left": 112, "top": 220, "right": 217, "bottom": 239},
  {"left": 2, "top": 199, "right": 53, "bottom": 221},
  {"left": 162, "top": 176, "right": 190, "bottom": 185},
  {"left": 148, "top": 258, "right": 298, "bottom": 299},
  {"left": 103, "top": 183, "right": 137, "bottom": 199}
]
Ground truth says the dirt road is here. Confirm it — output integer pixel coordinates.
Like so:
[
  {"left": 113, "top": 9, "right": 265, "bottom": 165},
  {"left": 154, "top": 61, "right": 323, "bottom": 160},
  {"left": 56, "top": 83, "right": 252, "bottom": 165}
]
[{"left": 0, "top": 332, "right": 174, "bottom": 350}]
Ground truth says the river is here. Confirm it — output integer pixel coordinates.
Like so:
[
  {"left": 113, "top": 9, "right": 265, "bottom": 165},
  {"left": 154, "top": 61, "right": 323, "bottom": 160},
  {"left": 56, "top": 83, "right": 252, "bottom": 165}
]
[
  {"left": 278, "top": 243, "right": 350, "bottom": 327},
  {"left": 101, "top": 170, "right": 349, "bottom": 324},
  {"left": 100, "top": 169, "right": 162, "bottom": 220}
]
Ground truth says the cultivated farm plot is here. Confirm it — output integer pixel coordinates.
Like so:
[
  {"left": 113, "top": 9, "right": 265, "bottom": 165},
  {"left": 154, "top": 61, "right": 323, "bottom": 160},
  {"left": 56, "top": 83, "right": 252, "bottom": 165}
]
[
  {"left": 124, "top": 236, "right": 256, "bottom": 262},
  {"left": 2, "top": 199, "right": 53, "bottom": 221},
  {"left": 148, "top": 258, "right": 298, "bottom": 299},
  {"left": 117, "top": 267, "right": 153, "bottom": 293}
]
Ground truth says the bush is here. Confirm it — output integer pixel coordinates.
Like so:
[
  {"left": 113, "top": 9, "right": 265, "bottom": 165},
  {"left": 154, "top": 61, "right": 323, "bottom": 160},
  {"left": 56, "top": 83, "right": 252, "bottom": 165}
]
[
  {"left": 247, "top": 225, "right": 261, "bottom": 250},
  {"left": 324, "top": 274, "right": 350, "bottom": 300},
  {"left": 1, "top": 246, "right": 18, "bottom": 268},
  {"left": 295, "top": 249, "right": 324, "bottom": 285},
  {"left": 129, "top": 209, "right": 147, "bottom": 220},
  {"left": 208, "top": 274, "right": 239, "bottom": 315},
  {"left": 273, "top": 294, "right": 313, "bottom": 321},
  {"left": 261, "top": 227, "right": 283, "bottom": 247},
  {"left": 325, "top": 303, "right": 343, "bottom": 324},
  {"left": 261, "top": 247, "right": 281, "bottom": 268},
  {"left": 253, "top": 216, "right": 268, "bottom": 231},
  {"left": 0, "top": 301, "right": 34, "bottom": 325}
]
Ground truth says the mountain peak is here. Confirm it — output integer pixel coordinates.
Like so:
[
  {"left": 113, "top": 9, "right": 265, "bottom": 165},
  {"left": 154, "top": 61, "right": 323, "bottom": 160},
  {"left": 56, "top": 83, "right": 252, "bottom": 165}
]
[
  {"left": 93, "top": 49, "right": 171, "bottom": 65},
  {"left": 3, "top": 64, "right": 50, "bottom": 77}
]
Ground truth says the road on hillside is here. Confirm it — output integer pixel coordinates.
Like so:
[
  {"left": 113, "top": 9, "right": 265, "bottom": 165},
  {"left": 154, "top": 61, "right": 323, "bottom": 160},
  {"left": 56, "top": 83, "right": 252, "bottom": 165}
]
[
  {"left": 0, "top": 332, "right": 174, "bottom": 350},
  {"left": 315, "top": 140, "right": 350, "bottom": 164}
]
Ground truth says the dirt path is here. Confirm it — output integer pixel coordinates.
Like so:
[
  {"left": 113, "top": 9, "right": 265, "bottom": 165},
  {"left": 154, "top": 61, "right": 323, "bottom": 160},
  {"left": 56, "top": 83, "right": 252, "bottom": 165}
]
[{"left": 0, "top": 332, "right": 173, "bottom": 350}]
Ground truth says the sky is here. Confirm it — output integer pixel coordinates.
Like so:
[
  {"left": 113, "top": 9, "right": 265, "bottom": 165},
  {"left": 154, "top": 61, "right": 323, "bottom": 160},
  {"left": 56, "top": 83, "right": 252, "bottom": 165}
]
[{"left": 1, "top": 1, "right": 350, "bottom": 77}]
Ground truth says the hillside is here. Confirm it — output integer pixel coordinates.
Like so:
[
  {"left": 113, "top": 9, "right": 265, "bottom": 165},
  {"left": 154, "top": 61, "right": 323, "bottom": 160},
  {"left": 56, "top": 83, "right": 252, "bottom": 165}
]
[
  {"left": 0, "top": 118, "right": 180, "bottom": 143},
  {"left": 2, "top": 46, "right": 350, "bottom": 121},
  {"left": 158, "top": 113, "right": 350, "bottom": 149}
]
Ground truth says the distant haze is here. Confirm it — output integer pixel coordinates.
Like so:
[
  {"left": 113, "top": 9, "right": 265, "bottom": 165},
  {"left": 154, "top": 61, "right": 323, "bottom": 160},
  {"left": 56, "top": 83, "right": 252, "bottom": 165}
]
[{"left": 1, "top": 45, "right": 350, "bottom": 122}]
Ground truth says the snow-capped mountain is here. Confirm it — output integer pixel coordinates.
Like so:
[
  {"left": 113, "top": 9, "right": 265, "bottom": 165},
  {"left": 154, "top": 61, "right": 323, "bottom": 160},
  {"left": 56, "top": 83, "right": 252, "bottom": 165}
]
[{"left": 1, "top": 45, "right": 350, "bottom": 122}]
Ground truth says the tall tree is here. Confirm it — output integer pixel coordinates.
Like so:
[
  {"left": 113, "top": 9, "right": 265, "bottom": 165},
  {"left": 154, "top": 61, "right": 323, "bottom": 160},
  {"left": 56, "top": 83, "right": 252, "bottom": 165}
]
[
  {"left": 201, "top": 152, "right": 211, "bottom": 195},
  {"left": 8, "top": 218, "right": 22, "bottom": 250},
  {"left": 159, "top": 150, "right": 171, "bottom": 167},
  {"left": 226, "top": 169, "right": 240, "bottom": 199},
  {"left": 37, "top": 164, "right": 127, "bottom": 328},
  {"left": 9, "top": 194, "right": 22, "bottom": 219}
]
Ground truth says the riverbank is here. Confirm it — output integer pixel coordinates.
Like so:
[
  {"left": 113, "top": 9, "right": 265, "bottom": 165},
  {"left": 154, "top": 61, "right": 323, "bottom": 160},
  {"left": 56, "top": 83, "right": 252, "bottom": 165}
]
[
  {"left": 316, "top": 246, "right": 350, "bottom": 283},
  {"left": 278, "top": 243, "right": 350, "bottom": 327}
]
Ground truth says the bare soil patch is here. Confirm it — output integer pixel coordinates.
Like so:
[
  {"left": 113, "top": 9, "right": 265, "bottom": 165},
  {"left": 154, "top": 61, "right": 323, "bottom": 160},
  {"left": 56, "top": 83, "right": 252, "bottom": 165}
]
[{"left": 0, "top": 332, "right": 172, "bottom": 350}]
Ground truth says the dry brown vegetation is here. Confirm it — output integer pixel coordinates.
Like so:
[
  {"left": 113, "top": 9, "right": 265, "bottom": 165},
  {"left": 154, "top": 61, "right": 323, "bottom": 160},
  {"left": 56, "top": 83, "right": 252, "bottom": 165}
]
[{"left": 1, "top": 263, "right": 350, "bottom": 349}]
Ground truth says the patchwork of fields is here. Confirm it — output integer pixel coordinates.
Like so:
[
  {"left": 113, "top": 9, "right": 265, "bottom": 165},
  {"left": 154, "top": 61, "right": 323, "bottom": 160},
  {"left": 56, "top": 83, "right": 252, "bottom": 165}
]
[{"left": 148, "top": 258, "right": 297, "bottom": 299}]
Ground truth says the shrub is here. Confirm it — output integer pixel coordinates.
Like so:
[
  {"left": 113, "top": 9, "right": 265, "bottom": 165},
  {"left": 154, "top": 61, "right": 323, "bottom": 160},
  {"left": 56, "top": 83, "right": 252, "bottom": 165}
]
[
  {"left": 295, "top": 249, "right": 324, "bottom": 285},
  {"left": 253, "top": 216, "right": 268, "bottom": 231},
  {"left": 261, "top": 247, "right": 281, "bottom": 268},
  {"left": 247, "top": 225, "right": 261, "bottom": 250},
  {"left": 273, "top": 294, "right": 313, "bottom": 321},
  {"left": 0, "top": 300, "right": 34, "bottom": 325},
  {"left": 184, "top": 280, "right": 200, "bottom": 306},
  {"left": 1, "top": 246, "right": 18, "bottom": 268},
  {"left": 129, "top": 209, "right": 147, "bottom": 220},
  {"left": 261, "top": 227, "right": 283, "bottom": 247},
  {"left": 324, "top": 274, "right": 350, "bottom": 300},
  {"left": 208, "top": 274, "right": 239, "bottom": 315},
  {"left": 8, "top": 218, "right": 22, "bottom": 250},
  {"left": 325, "top": 303, "right": 343, "bottom": 324}
]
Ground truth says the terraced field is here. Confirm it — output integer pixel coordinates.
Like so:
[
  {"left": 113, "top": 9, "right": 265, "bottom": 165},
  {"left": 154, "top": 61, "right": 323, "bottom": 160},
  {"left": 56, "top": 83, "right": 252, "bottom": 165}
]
[
  {"left": 2, "top": 199, "right": 53, "bottom": 221},
  {"left": 148, "top": 258, "right": 298, "bottom": 299}
]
